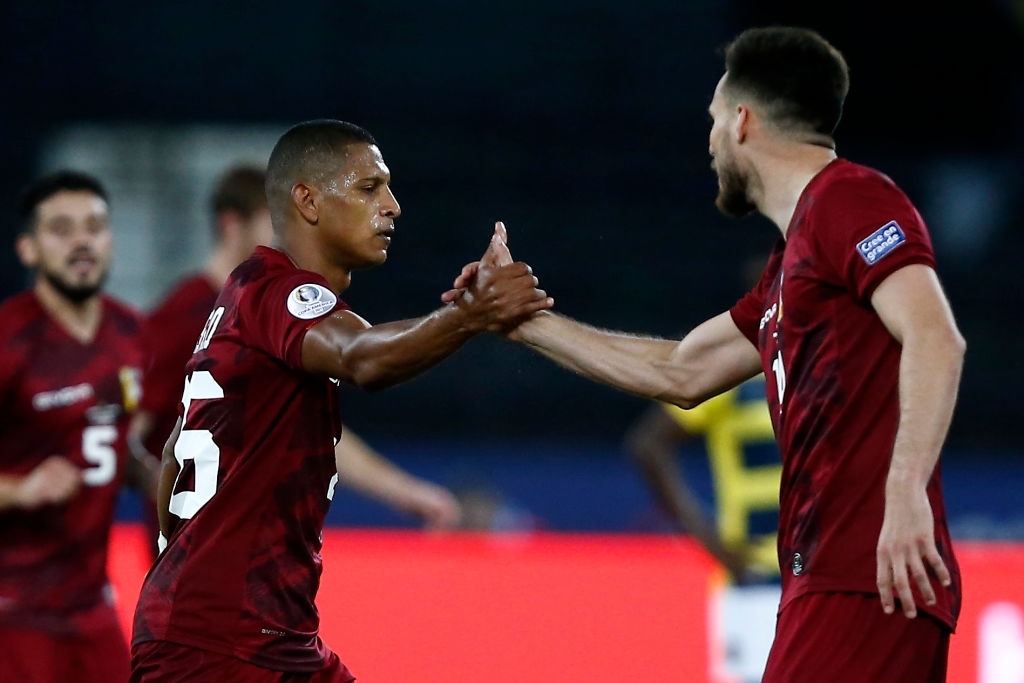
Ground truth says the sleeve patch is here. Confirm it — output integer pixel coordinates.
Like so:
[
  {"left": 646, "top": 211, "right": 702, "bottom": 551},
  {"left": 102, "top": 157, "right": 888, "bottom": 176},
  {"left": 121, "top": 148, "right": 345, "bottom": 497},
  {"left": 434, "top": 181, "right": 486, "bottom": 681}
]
[
  {"left": 286, "top": 284, "right": 338, "bottom": 320},
  {"left": 856, "top": 220, "right": 906, "bottom": 265}
]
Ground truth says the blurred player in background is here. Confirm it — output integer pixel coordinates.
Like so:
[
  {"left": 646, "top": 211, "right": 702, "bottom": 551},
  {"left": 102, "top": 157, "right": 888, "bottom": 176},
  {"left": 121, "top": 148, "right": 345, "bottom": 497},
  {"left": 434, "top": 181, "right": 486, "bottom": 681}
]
[
  {"left": 452, "top": 26, "right": 964, "bottom": 682},
  {"left": 130, "top": 119, "right": 552, "bottom": 682},
  {"left": 0, "top": 171, "right": 158, "bottom": 683},
  {"left": 625, "top": 375, "right": 779, "bottom": 581},
  {"left": 130, "top": 166, "right": 459, "bottom": 558}
]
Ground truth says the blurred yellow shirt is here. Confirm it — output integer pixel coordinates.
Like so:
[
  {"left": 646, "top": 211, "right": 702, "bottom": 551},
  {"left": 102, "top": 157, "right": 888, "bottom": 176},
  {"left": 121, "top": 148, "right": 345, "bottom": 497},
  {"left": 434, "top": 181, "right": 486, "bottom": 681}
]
[{"left": 662, "top": 377, "right": 781, "bottom": 574}]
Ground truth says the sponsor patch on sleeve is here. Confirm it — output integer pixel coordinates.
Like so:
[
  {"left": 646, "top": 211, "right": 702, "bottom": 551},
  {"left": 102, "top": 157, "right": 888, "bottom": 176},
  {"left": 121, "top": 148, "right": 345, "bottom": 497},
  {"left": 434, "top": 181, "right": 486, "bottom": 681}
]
[
  {"left": 286, "top": 283, "right": 338, "bottom": 320},
  {"left": 856, "top": 220, "right": 906, "bottom": 265}
]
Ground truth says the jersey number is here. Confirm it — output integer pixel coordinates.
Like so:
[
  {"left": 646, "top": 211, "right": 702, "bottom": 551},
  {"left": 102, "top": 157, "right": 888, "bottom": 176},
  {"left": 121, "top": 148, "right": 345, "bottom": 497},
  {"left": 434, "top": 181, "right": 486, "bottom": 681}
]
[
  {"left": 169, "top": 371, "right": 224, "bottom": 519},
  {"left": 771, "top": 351, "right": 787, "bottom": 412},
  {"left": 82, "top": 425, "right": 117, "bottom": 486}
]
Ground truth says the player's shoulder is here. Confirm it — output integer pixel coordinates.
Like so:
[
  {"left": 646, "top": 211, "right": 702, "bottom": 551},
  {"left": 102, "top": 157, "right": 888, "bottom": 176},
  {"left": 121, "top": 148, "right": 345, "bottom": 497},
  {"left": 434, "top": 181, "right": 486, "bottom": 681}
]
[
  {"left": 0, "top": 291, "right": 44, "bottom": 342},
  {"left": 814, "top": 159, "right": 907, "bottom": 202}
]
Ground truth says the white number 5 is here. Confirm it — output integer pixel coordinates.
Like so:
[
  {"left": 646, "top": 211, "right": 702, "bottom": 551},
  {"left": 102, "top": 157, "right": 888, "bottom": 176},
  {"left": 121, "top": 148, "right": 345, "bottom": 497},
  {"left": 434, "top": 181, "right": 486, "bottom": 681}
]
[
  {"left": 82, "top": 425, "right": 117, "bottom": 486},
  {"left": 169, "top": 371, "right": 224, "bottom": 519}
]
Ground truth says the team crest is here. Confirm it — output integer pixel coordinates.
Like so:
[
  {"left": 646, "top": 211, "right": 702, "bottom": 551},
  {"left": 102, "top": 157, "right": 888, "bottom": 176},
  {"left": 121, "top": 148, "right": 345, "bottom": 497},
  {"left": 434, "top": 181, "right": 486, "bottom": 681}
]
[
  {"left": 119, "top": 366, "right": 142, "bottom": 412},
  {"left": 287, "top": 283, "right": 337, "bottom": 320}
]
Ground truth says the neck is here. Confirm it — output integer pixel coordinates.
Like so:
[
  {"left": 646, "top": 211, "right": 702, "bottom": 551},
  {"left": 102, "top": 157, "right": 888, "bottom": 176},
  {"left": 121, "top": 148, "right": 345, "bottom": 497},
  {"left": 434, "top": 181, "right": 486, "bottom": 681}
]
[
  {"left": 274, "top": 233, "right": 351, "bottom": 294},
  {"left": 755, "top": 144, "right": 837, "bottom": 238},
  {"left": 34, "top": 279, "right": 102, "bottom": 344}
]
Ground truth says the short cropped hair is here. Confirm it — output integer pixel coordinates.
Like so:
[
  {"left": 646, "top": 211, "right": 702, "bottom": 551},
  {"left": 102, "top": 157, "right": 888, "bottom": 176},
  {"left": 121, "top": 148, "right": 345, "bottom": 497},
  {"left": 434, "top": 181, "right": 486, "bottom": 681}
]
[
  {"left": 211, "top": 165, "right": 267, "bottom": 220},
  {"left": 722, "top": 26, "right": 850, "bottom": 138},
  {"left": 265, "top": 119, "right": 378, "bottom": 223},
  {"left": 18, "top": 170, "right": 109, "bottom": 233}
]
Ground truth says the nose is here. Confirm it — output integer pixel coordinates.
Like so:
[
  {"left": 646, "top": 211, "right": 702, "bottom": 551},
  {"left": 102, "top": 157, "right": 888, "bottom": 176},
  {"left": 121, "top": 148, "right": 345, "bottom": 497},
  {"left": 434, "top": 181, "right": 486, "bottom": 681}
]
[{"left": 382, "top": 186, "right": 401, "bottom": 218}]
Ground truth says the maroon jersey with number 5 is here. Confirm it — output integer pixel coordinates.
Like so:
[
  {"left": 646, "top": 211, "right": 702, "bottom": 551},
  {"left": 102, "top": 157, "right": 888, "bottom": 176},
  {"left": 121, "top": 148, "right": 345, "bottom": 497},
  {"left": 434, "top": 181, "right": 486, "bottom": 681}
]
[
  {"left": 0, "top": 291, "right": 143, "bottom": 631},
  {"left": 132, "top": 246, "right": 351, "bottom": 672},
  {"left": 729, "top": 159, "right": 961, "bottom": 630}
]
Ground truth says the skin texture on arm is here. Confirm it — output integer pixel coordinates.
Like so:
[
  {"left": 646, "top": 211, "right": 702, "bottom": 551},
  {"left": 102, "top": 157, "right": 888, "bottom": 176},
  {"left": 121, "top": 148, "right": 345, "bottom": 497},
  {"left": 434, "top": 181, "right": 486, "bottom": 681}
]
[
  {"left": 514, "top": 310, "right": 763, "bottom": 408},
  {"left": 302, "top": 232, "right": 552, "bottom": 391},
  {"left": 624, "top": 406, "right": 749, "bottom": 578},
  {"left": 334, "top": 429, "right": 461, "bottom": 530},
  {"left": 871, "top": 264, "right": 965, "bottom": 618}
]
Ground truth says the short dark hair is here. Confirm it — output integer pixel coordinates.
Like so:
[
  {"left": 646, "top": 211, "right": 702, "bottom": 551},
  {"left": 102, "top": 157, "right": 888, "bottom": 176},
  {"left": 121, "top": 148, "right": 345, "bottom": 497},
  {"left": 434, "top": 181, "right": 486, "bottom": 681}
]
[
  {"left": 265, "top": 119, "right": 378, "bottom": 223},
  {"left": 18, "top": 170, "right": 109, "bottom": 232},
  {"left": 211, "top": 165, "right": 267, "bottom": 219},
  {"left": 722, "top": 26, "right": 850, "bottom": 138}
]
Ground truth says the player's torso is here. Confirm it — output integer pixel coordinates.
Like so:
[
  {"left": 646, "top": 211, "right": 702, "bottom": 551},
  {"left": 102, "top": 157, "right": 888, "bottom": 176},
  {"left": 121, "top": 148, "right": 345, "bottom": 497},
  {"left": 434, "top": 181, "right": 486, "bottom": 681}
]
[
  {"left": 0, "top": 294, "right": 142, "bottom": 619},
  {"left": 136, "top": 251, "right": 342, "bottom": 670}
]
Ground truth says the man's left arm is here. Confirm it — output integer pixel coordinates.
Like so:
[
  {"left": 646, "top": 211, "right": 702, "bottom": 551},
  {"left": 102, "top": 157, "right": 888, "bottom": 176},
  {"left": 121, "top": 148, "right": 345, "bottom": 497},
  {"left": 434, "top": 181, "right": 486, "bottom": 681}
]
[{"left": 871, "top": 263, "right": 966, "bottom": 619}]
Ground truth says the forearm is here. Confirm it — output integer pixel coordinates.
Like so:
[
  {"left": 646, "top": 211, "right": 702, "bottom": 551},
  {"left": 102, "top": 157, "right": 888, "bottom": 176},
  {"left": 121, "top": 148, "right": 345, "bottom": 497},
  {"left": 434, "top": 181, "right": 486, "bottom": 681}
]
[
  {"left": 156, "top": 455, "right": 179, "bottom": 537},
  {"left": 516, "top": 311, "right": 759, "bottom": 407},
  {"left": 310, "top": 306, "right": 477, "bottom": 391},
  {"left": 887, "top": 330, "right": 965, "bottom": 488},
  {"left": 516, "top": 312, "right": 683, "bottom": 401}
]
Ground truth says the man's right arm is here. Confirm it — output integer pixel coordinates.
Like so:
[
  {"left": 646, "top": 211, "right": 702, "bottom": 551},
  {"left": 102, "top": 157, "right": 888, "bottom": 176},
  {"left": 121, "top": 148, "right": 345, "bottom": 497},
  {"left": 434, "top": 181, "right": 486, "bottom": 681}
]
[{"left": 514, "top": 310, "right": 762, "bottom": 408}]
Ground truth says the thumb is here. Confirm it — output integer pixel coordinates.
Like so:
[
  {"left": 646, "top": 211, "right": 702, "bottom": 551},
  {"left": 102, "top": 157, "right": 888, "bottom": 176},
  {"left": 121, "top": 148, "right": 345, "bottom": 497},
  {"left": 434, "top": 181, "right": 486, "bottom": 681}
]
[{"left": 481, "top": 221, "right": 513, "bottom": 267}]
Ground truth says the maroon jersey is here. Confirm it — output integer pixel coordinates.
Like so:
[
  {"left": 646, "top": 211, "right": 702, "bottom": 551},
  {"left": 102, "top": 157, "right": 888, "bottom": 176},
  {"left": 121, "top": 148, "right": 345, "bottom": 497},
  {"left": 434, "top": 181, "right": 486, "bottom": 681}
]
[
  {"left": 729, "top": 159, "right": 961, "bottom": 629},
  {"left": 0, "top": 291, "right": 143, "bottom": 631},
  {"left": 139, "top": 274, "right": 218, "bottom": 456},
  {"left": 133, "top": 247, "right": 351, "bottom": 672}
]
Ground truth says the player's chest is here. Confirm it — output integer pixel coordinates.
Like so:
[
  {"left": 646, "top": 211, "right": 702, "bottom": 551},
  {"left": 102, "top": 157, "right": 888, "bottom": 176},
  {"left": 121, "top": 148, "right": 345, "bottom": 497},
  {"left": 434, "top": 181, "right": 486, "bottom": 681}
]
[{"left": 17, "top": 334, "right": 141, "bottom": 423}]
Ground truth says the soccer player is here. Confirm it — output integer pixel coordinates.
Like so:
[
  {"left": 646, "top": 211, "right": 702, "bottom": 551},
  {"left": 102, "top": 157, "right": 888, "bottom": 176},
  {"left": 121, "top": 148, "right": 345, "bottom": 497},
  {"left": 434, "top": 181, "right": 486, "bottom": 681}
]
[
  {"left": 0, "top": 171, "right": 155, "bottom": 683},
  {"left": 131, "top": 166, "right": 460, "bottom": 555},
  {"left": 450, "top": 26, "right": 964, "bottom": 682},
  {"left": 130, "top": 119, "right": 552, "bottom": 682}
]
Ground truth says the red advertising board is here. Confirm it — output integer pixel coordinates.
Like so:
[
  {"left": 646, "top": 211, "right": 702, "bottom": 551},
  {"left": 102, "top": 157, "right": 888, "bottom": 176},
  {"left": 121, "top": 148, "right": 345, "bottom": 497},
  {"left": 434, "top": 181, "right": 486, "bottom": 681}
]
[{"left": 108, "top": 526, "right": 1024, "bottom": 682}]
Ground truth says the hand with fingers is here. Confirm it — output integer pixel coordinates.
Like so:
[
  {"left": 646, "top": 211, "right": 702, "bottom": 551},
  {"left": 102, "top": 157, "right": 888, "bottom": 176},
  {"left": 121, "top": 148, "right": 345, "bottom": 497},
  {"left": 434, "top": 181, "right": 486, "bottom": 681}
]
[
  {"left": 875, "top": 485, "right": 951, "bottom": 619},
  {"left": 446, "top": 221, "right": 552, "bottom": 333},
  {"left": 16, "top": 456, "right": 83, "bottom": 509}
]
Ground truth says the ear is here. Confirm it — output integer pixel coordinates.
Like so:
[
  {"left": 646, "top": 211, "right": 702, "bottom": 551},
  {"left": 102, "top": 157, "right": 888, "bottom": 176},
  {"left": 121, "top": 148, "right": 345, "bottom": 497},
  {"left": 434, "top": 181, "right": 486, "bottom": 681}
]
[
  {"left": 290, "top": 183, "right": 319, "bottom": 225},
  {"left": 15, "top": 233, "right": 39, "bottom": 268},
  {"left": 733, "top": 104, "right": 751, "bottom": 144}
]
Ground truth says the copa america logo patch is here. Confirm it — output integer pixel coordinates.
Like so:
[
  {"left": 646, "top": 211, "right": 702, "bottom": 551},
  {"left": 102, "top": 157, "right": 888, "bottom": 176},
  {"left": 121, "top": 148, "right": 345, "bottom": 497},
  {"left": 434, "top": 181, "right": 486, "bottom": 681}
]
[
  {"left": 286, "top": 283, "right": 337, "bottom": 320},
  {"left": 856, "top": 220, "right": 906, "bottom": 265}
]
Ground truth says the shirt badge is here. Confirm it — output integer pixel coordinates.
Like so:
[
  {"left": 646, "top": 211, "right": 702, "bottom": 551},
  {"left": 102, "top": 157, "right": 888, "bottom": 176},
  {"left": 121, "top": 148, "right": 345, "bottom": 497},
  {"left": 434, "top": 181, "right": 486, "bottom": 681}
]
[
  {"left": 856, "top": 220, "right": 906, "bottom": 265},
  {"left": 286, "top": 284, "right": 337, "bottom": 320}
]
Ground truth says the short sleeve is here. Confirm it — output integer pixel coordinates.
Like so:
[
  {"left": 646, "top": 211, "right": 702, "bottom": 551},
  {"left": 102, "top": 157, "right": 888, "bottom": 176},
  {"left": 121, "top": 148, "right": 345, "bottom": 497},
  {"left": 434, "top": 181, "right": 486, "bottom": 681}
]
[
  {"left": 239, "top": 273, "right": 350, "bottom": 370},
  {"left": 729, "top": 239, "right": 785, "bottom": 347},
  {"left": 813, "top": 175, "right": 936, "bottom": 305}
]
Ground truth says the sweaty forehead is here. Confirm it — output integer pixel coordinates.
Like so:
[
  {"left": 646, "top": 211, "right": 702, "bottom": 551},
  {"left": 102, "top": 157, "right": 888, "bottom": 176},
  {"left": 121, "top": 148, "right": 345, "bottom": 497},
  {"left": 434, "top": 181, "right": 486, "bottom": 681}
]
[{"left": 334, "top": 143, "right": 389, "bottom": 180}]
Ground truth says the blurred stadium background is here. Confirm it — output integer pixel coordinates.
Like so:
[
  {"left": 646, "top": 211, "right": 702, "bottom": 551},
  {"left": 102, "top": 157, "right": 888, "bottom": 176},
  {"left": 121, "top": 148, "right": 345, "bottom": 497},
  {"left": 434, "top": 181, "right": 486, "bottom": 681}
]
[{"left": 3, "top": 0, "right": 1023, "bottom": 680}]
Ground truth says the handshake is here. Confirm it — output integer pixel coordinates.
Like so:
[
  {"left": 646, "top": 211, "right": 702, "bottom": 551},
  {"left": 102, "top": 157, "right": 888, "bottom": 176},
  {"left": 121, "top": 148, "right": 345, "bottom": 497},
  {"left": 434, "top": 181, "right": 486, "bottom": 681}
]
[{"left": 440, "top": 221, "right": 553, "bottom": 335}]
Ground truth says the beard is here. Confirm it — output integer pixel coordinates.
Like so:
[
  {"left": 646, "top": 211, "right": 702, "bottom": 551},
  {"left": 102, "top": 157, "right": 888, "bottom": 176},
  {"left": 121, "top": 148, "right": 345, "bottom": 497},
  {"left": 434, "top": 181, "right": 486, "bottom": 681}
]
[
  {"left": 41, "top": 268, "right": 106, "bottom": 304},
  {"left": 714, "top": 161, "right": 756, "bottom": 218}
]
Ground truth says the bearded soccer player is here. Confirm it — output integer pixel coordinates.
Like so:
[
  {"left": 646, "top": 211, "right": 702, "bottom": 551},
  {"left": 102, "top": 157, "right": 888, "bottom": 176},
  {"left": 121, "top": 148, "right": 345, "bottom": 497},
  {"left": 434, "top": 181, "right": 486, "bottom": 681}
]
[
  {"left": 131, "top": 165, "right": 461, "bottom": 557},
  {"left": 130, "top": 120, "right": 552, "bottom": 682},
  {"left": 448, "top": 26, "right": 964, "bottom": 683},
  {"left": 0, "top": 171, "right": 154, "bottom": 683}
]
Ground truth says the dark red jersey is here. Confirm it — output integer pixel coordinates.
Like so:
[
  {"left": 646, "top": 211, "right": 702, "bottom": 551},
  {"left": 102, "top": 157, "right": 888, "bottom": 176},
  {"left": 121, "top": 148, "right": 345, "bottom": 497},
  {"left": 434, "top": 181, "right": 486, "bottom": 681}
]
[
  {"left": 139, "top": 274, "right": 218, "bottom": 456},
  {"left": 133, "top": 247, "right": 351, "bottom": 672},
  {"left": 0, "top": 291, "right": 144, "bottom": 631},
  {"left": 730, "top": 159, "right": 961, "bottom": 629}
]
